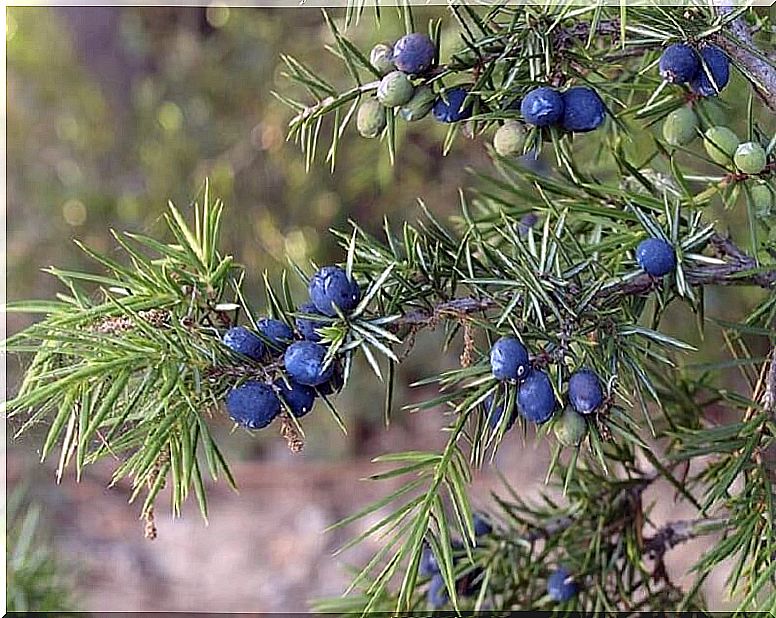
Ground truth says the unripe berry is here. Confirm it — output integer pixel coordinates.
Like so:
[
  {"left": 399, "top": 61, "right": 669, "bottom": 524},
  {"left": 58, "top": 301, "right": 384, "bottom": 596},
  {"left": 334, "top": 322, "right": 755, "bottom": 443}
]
[
  {"left": 733, "top": 142, "right": 767, "bottom": 174},
  {"left": 517, "top": 370, "right": 556, "bottom": 424},
  {"left": 485, "top": 392, "right": 517, "bottom": 431},
  {"left": 432, "top": 87, "right": 473, "bottom": 123},
  {"left": 308, "top": 265, "right": 361, "bottom": 316},
  {"left": 295, "top": 302, "right": 323, "bottom": 342},
  {"left": 399, "top": 85, "right": 436, "bottom": 121},
  {"left": 377, "top": 71, "right": 414, "bottom": 107},
  {"left": 659, "top": 43, "right": 700, "bottom": 84},
  {"left": 560, "top": 86, "right": 606, "bottom": 133},
  {"left": 275, "top": 378, "right": 317, "bottom": 417},
  {"left": 636, "top": 237, "right": 676, "bottom": 277},
  {"left": 567, "top": 368, "right": 604, "bottom": 414},
  {"left": 520, "top": 87, "right": 564, "bottom": 127},
  {"left": 256, "top": 318, "right": 294, "bottom": 354},
  {"left": 223, "top": 326, "right": 264, "bottom": 360},
  {"left": 392, "top": 32, "right": 436, "bottom": 75},
  {"left": 689, "top": 46, "right": 730, "bottom": 97},
  {"left": 703, "top": 126, "right": 740, "bottom": 165},
  {"left": 547, "top": 567, "right": 579, "bottom": 602},
  {"left": 427, "top": 574, "right": 448, "bottom": 608},
  {"left": 493, "top": 121, "right": 527, "bottom": 156},
  {"left": 554, "top": 406, "right": 588, "bottom": 447},
  {"left": 226, "top": 381, "right": 281, "bottom": 429},
  {"left": 472, "top": 512, "right": 492, "bottom": 537},
  {"left": 357, "top": 98, "right": 387, "bottom": 139},
  {"left": 284, "top": 341, "right": 334, "bottom": 386},
  {"left": 752, "top": 183, "right": 773, "bottom": 218},
  {"left": 369, "top": 43, "right": 395, "bottom": 76},
  {"left": 490, "top": 336, "right": 530, "bottom": 382},
  {"left": 662, "top": 106, "right": 698, "bottom": 146}
]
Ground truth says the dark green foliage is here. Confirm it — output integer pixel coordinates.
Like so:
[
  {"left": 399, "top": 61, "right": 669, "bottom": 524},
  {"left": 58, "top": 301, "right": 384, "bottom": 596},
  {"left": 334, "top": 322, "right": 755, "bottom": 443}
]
[{"left": 5, "top": 2, "right": 776, "bottom": 614}]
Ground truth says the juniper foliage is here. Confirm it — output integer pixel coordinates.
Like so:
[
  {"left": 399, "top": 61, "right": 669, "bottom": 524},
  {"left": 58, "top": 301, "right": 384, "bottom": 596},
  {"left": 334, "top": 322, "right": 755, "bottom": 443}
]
[{"left": 4, "top": 3, "right": 776, "bottom": 613}]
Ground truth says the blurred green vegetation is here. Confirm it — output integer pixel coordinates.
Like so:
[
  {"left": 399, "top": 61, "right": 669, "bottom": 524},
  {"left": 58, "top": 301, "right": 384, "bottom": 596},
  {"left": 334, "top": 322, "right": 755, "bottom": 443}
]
[
  {"left": 6, "top": 7, "right": 773, "bottom": 460},
  {"left": 6, "top": 487, "right": 77, "bottom": 612}
]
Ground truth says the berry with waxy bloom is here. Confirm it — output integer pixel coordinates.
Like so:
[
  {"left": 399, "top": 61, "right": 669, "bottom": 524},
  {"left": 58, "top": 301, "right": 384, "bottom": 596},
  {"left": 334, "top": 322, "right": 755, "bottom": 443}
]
[
  {"left": 547, "top": 567, "right": 579, "bottom": 602},
  {"left": 308, "top": 266, "right": 361, "bottom": 317},
  {"left": 357, "top": 98, "right": 387, "bottom": 139},
  {"left": 568, "top": 368, "right": 604, "bottom": 414},
  {"left": 734, "top": 142, "right": 767, "bottom": 174},
  {"left": 256, "top": 318, "right": 294, "bottom": 354},
  {"left": 517, "top": 370, "right": 556, "bottom": 424},
  {"left": 659, "top": 43, "right": 700, "bottom": 83},
  {"left": 560, "top": 86, "right": 606, "bottom": 133},
  {"left": 226, "top": 381, "right": 281, "bottom": 429},
  {"left": 689, "top": 46, "right": 730, "bottom": 96},
  {"left": 377, "top": 71, "right": 414, "bottom": 108},
  {"left": 275, "top": 378, "right": 317, "bottom": 417},
  {"left": 284, "top": 341, "right": 334, "bottom": 386},
  {"left": 432, "top": 87, "right": 473, "bottom": 123},
  {"left": 636, "top": 238, "right": 676, "bottom": 277},
  {"left": 392, "top": 32, "right": 436, "bottom": 75},
  {"left": 490, "top": 336, "right": 530, "bottom": 382},
  {"left": 223, "top": 326, "right": 264, "bottom": 361},
  {"left": 520, "top": 87, "right": 564, "bottom": 127}
]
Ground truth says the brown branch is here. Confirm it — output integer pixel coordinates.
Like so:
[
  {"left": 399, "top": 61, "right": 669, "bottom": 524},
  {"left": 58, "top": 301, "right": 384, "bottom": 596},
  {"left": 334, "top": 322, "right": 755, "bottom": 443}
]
[
  {"left": 714, "top": 3, "right": 776, "bottom": 113},
  {"left": 391, "top": 233, "right": 775, "bottom": 332},
  {"left": 642, "top": 517, "right": 727, "bottom": 560}
]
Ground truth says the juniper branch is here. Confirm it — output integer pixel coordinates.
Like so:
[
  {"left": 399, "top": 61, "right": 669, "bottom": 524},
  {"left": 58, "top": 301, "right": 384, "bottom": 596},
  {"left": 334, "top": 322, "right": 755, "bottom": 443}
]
[
  {"left": 392, "top": 233, "right": 775, "bottom": 333},
  {"left": 715, "top": 3, "right": 776, "bottom": 113}
]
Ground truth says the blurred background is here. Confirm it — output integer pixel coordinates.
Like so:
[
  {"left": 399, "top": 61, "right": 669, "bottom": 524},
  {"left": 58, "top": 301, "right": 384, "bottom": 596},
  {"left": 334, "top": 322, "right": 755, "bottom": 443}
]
[{"left": 6, "top": 6, "right": 772, "bottom": 612}]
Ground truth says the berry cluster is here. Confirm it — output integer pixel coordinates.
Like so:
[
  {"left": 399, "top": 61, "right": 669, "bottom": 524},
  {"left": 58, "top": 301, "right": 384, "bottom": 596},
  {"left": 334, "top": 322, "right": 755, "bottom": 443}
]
[
  {"left": 221, "top": 266, "right": 358, "bottom": 431},
  {"left": 492, "top": 86, "right": 606, "bottom": 157},
  {"left": 487, "top": 336, "right": 605, "bottom": 445},
  {"left": 659, "top": 43, "right": 730, "bottom": 97},
  {"left": 661, "top": 106, "right": 771, "bottom": 185},
  {"left": 357, "top": 33, "right": 474, "bottom": 139}
]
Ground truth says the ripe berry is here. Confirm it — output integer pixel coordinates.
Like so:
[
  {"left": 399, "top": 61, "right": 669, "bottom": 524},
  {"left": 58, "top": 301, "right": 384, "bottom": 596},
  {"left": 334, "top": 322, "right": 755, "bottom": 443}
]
[
  {"left": 636, "top": 238, "right": 676, "bottom": 277},
  {"left": 357, "top": 98, "right": 387, "bottom": 139},
  {"left": 223, "top": 326, "right": 264, "bottom": 361},
  {"left": 560, "top": 86, "right": 606, "bottom": 133},
  {"left": 400, "top": 85, "right": 436, "bottom": 122},
  {"left": 472, "top": 512, "right": 492, "bottom": 537},
  {"left": 703, "top": 126, "right": 740, "bottom": 165},
  {"left": 547, "top": 567, "right": 578, "bottom": 602},
  {"left": 226, "top": 381, "right": 281, "bottom": 429},
  {"left": 734, "top": 141, "right": 767, "bottom": 174},
  {"left": 567, "top": 368, "right": 604, "bottom": 414},
  {"left": 485, "top": 392, "right": 517, "bottom": 431},
  {"left": 295, "top": 302, "right": 324, "bottom": 342},
  {"left": 432, "top": 87, "right": 473, "bottom": 123},
  {"left": 275, "top": 378, "right": 317, "bottom": 417},
  {"left": 420, "top": 543, "right": 439, "bottom": 577},
  {"left": 659, "top": 43, "right": 700, "bottom": 84},
  {"left": 520, "top": 87, "right": 564, "bottom": 127},
  {"left": 662, "top": 106, "right": 698, "bottom": 146},
  {"left": 517, "top": 370, "right": 556, "bottom": 424},
  {"left": 256, "top": 318, "right": 294, "bottom": 354},
  {"left": 369, "top": 43, "right": 395, "bottom": 76},
  {"left": 377, "top": 71, "right": 414, "bottom": 108},
  {"left": 392, "top": 32, "right": 436, "bottom": 75},
  {"left": 284, "top": 341, "right": 334, "bottom": 386},
  {"left": 309, "top": 266, "right": 361, "bottom": 317},
  {"left": 690, "top": 46, "right": 730, "bottom": 97},
  {"left": 493, "top": 120, "right": 527, "bottom": 156},
  {"left": 427, "top": 574, "right": 448, "bottom": 608},
  {"left": 490, "top": 336, "right": 530, "bottom": 382},
  {"left": 554, "top": 406, "right": 588, "bottom": 447},
  {"left": 315, "top": 364, "right": 344, "bottom": 396}
]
